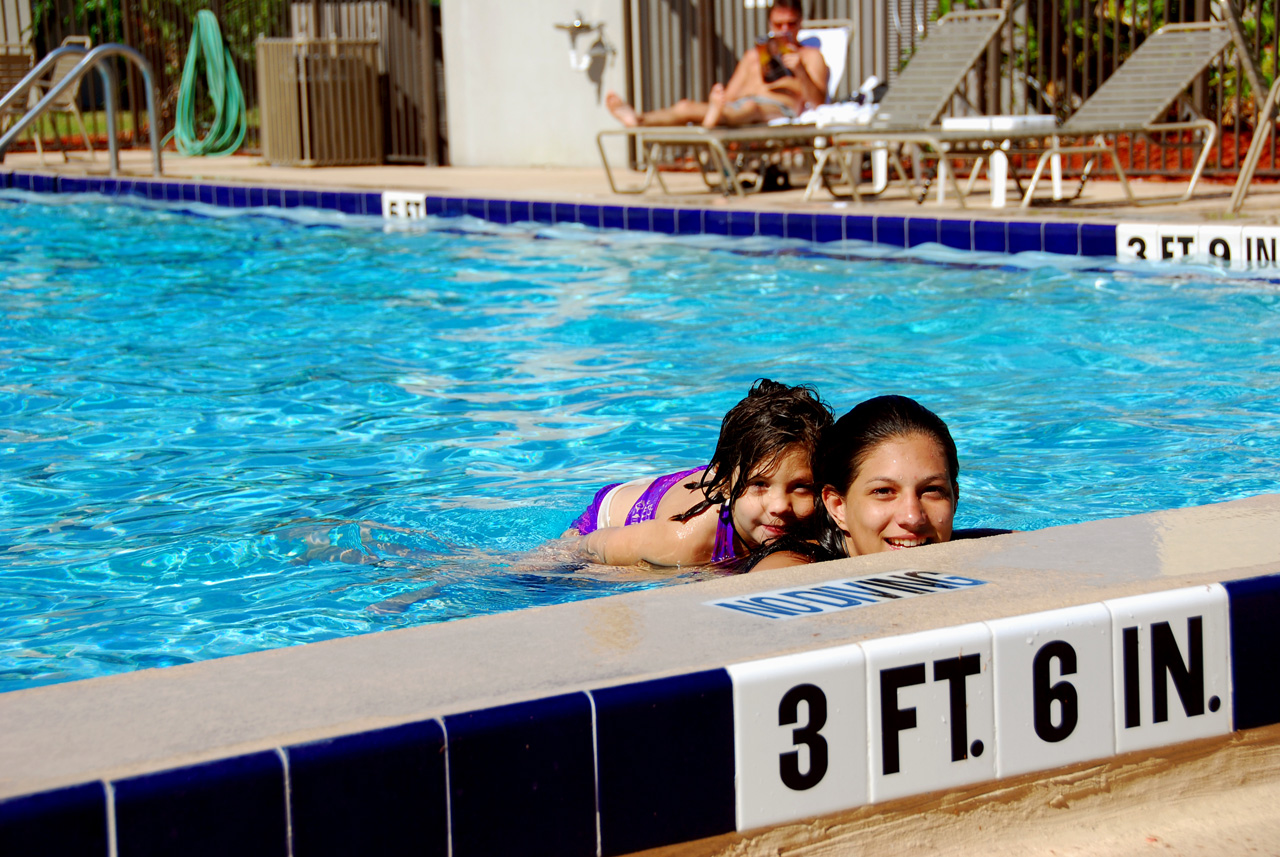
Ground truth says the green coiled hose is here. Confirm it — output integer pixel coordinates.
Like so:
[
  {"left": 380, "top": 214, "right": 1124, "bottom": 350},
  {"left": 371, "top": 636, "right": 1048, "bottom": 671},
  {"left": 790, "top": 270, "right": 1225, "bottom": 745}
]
[{"left": 164, "top": 9, "right": 246, "bottom": 157}]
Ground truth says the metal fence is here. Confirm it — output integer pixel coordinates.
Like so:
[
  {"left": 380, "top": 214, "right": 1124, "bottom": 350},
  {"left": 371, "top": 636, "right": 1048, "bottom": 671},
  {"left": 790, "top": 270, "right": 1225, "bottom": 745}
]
[
  {"left": 6, "top": 0, "right": 1277, "bottom": 178},
  {"left": 623, "top": 0, "right": 1280, "bottom": 179},
  {"left": 2, "top": 0, "right": 445, "bottom": 163}
]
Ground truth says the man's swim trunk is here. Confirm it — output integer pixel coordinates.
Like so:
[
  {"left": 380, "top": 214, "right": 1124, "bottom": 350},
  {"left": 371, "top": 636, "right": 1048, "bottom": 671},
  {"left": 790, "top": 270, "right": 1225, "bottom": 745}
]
[{"left": 728, "top": 94, "right": 798, "bottom": 119}]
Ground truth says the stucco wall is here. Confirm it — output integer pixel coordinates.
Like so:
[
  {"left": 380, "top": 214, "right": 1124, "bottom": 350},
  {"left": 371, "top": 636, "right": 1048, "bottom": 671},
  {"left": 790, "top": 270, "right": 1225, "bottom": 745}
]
[{"left": 441, "top": 0, "right": 628, "bottom": 167}]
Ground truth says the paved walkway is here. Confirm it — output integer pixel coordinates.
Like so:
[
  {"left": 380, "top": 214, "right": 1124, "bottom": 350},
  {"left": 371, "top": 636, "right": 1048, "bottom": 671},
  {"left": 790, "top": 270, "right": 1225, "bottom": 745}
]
[{"left": 5, "top": 149, "right": 1279, "bottom": 227}]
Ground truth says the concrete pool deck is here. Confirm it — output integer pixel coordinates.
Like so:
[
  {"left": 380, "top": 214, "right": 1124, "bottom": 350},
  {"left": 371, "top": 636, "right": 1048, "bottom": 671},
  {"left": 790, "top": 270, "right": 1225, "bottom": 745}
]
[{"left": 3, "top": 151, "right": 1280, "bottom": 856}]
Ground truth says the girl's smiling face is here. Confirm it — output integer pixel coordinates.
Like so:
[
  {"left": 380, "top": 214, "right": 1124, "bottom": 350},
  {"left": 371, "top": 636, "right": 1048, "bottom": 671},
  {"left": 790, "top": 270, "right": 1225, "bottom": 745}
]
[
  {"left": 731, "top": 445, "right": 817, "bottom": 549},
  {"left": 823, "top": 432, "right": 955, "bottom": 555}
]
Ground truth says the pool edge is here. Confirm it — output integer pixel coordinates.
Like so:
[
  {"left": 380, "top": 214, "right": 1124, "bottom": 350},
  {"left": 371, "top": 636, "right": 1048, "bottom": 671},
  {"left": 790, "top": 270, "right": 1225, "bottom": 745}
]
[{"left": 2, "top": 494, "right": 1280, "bottom": 854}]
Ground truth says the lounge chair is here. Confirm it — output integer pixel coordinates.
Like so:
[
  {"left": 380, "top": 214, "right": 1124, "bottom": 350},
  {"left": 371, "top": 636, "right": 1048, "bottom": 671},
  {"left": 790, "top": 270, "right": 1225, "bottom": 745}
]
[
  {"left": 27, "top": 36, "right": 96, "bottom": 165},
  {"left": 596, "top": 18, "right": 854, "bottom": 196},
  {"left": 814, "top": 20, "right": 1233, "bottom": 208},
  {"left": 800, "top": 7, "right": 1009, "bottom": 201}
]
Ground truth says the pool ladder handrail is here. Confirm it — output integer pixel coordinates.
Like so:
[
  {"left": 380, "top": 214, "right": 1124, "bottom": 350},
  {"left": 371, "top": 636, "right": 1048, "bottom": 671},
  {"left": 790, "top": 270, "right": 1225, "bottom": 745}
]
[{"left": 0, "top": 43, "right": 162, "bottom": 177}]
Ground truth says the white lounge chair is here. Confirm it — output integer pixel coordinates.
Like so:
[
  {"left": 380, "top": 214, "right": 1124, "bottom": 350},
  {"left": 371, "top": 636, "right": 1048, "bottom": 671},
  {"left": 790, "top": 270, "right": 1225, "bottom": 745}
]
[{"left": 28, "top": 36, "right": 96, "bottom": 165}]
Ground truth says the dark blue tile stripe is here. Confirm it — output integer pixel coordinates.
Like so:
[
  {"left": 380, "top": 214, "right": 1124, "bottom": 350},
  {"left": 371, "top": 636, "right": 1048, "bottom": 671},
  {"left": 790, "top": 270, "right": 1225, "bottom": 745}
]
[
  {"left": 1044, "top": 221, "right": 1079, "bottom": 256},
  {"left": 705, "top": 208, "right": 729, "bottom": 235},
  {"left": 1225, "top": 573, "right": 1280, "bottom": 731},
  {"left": 814, "top": 213, "right": 841, "bottom": 243},
  {"left": 1008, "top": 220, "right": 1043, "bottom": 254},
  {"left": 114, "top": 751, "right": 287, "bottom": 857},
  {"left": 602, "top": 204, "right": 625, "bottom": 231},
  {"left": 876, "top": 215, "right": 906, "bottom": 247},
  {"left": 785, "top": 211, "right": 814, "bottom": 242},
  {"left": 445, "top": 693, "right": 597, "bottom": 857},
  {"left": 0, "top": 782, "right": 109, "bottom": 857},
  {"left": 2, "top": 570, "right": 1278, "bottom": 853},
  {"left": 592, "top": 670, "right": 736, "bottom": 855},
  {"left": 0, "top": 171, "right": 1115, "bottom": 260},
  {"left": 287, "top": 720, "right": 448, "bottom": 857},
  {"left": 1081, "top": 222, "right": 1117, "bottom": 256}
]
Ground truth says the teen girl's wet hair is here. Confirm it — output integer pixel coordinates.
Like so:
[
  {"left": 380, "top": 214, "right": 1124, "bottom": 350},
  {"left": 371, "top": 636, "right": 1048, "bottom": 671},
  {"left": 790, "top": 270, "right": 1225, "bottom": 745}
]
[
  {"left": 672, "top": 379, "right": 832, "bottom": 522},
  {"left": 814, "top": 395, "right": 959, "bottom": 558}
]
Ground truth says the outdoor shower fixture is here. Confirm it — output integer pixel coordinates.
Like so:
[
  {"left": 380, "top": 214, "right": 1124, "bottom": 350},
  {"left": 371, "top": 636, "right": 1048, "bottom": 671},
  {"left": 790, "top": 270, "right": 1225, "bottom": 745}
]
[{"left": 555, "top": 10, "right": 616, "bottom": 73}]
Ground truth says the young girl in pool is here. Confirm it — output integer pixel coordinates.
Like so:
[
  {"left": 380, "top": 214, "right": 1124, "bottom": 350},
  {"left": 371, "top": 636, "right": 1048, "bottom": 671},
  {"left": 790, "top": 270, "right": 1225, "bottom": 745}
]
[
  {"left": 565, "top": 379, "right": 832, "bottom": 567},
  {"left": 748, "top": 395, "right": 1003, "bottom": 570}
]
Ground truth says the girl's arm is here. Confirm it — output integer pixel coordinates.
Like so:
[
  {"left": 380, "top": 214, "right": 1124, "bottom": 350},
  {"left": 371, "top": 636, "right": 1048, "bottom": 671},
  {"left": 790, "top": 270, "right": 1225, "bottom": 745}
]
[{"left": 576, "top": 516, "right": 715, "bottom": 568}]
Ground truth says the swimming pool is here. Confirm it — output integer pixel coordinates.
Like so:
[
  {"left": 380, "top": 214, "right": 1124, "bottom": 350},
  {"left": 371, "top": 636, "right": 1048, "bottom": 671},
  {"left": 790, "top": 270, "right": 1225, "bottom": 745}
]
[{"left": 2, "top": 192, "right": 1278, "bottom": 692}]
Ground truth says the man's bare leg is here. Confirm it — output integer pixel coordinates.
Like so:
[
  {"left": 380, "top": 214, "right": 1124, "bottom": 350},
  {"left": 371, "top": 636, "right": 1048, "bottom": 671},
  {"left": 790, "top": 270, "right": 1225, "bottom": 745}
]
[
  {"left": 608, "top": 91, "right": 712, "bottom": 127},
  {"left": 702, "top": 83, "right": 727, "bottom": 128},
  {"left": 606, "top": 91, "right": 640, "bottom": 127}
]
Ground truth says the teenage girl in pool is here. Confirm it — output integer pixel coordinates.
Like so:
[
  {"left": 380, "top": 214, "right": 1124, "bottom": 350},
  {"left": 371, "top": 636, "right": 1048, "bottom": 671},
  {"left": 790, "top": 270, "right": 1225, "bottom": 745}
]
[
  {"left": 747, "top": 395, "right": 1007, "bottom": 570},
  {"left": 565, "top": 379, "right": 833, "bottom": 567}
]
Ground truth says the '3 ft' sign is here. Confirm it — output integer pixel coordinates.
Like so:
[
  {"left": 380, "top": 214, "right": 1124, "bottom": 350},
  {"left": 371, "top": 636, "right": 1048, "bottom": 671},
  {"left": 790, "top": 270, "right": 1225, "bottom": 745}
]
[{"left": 729, "top": 586, "right": 1230, "bottom": 832}]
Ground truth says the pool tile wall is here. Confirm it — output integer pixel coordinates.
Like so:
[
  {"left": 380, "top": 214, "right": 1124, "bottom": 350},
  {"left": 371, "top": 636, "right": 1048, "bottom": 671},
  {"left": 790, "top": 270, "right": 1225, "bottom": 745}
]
[
  {"left": 1, "top": 171, "right": 383, "bottom": 219},
  {"left": 445, "top": 694, "right": 597, "bottom": 856},
  {"left": 287, "top": 720, "right": 448, "bottom": 857},
  {"left": 3, "top": 571, "right": 1279, "bottom": 856},
  {"left": 10, "top": 168, "right": 1280, "bottom": 264},
  {"left": 2, "top": 170, "right": 1117, "bottom": 259}
]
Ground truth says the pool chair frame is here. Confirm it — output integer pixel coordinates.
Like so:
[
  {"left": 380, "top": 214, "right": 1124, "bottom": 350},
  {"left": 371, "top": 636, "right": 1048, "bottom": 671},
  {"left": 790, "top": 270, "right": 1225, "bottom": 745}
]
[
  {"left": 802, "top": 7, "right": 1009, "bottom": 203},
  {"left": 809, "top": 20, "right": 1232, "bottom": 209},
  {"left": 597, "top": 19, "right": 855, "bottom": 197}
]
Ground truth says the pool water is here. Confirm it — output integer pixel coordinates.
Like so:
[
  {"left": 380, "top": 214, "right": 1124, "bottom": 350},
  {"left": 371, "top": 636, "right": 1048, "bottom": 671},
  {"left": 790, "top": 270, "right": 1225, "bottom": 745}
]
[{"left": 2, "top": 193, "right": 1278, "bottom": 691}]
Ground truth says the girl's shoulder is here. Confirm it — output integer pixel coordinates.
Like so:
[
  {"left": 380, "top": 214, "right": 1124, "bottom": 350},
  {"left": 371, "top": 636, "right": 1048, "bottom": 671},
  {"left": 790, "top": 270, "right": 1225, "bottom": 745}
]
[{"left": 737, "top": 534, "right": 839, "bottom": 572}]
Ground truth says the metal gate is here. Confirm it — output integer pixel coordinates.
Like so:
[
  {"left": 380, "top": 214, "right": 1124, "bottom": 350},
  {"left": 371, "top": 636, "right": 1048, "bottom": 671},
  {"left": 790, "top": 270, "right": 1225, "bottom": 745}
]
[
  {"left": 257, "top": 37, "right": 382, "bottom": 166},
  {"left": 7, "top": 0, "right": 446, "bottom": 163}
]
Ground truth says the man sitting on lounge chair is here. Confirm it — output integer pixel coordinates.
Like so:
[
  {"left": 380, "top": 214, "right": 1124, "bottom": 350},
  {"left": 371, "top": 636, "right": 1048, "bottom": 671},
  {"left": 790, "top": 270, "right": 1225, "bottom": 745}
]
[{"left": 606, "top": 0, "right": 828, "bottom": 128}]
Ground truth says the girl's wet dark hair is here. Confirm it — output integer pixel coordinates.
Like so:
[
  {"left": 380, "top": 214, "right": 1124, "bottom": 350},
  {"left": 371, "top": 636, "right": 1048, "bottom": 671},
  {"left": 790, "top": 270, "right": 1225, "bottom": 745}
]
[
  {"left": 672, "top": 379, "right": 832, "bottom": 523},
  {"left": 815, "top": 395, "right": 959, "bottom": 558}
]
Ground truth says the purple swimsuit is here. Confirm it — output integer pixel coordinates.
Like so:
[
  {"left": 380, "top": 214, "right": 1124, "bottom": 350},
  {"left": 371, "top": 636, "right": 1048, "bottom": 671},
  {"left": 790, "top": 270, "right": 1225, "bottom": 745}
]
[{"left": 569, "top": 467, "right": 739, "bottom": 562}]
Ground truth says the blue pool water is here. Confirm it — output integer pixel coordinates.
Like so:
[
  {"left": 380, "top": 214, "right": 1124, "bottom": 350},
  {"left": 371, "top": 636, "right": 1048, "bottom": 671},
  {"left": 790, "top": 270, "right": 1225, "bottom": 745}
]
[{"left": 2, "top": 193, "right": 1278, "bottom": 691}]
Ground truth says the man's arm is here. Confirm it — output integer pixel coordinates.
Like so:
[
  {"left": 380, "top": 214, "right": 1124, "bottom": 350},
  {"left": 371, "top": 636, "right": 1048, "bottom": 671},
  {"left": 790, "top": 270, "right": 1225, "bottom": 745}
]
[{"left": 780, "top": 47, "right": 829, "bottom": 107}]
